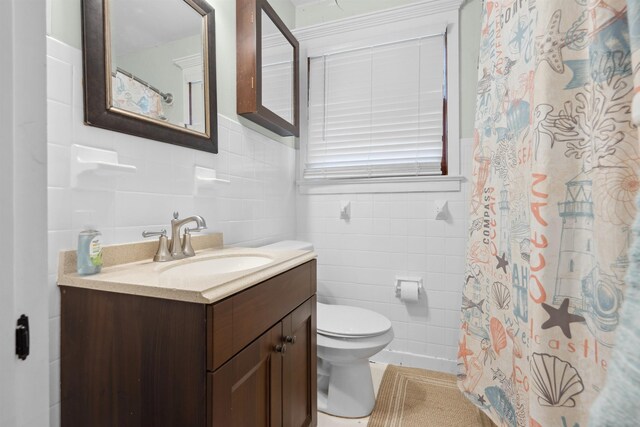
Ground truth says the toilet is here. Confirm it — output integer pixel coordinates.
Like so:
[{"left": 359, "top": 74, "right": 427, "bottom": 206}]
[
  {"left": 316, "top": 302, "right": 394, "bottom": 417},
  {"left": 260, "top": 240, "right": 394, "bottom": 418}
]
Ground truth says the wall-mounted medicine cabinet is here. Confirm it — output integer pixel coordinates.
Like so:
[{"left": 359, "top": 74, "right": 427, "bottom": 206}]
[{"left": 236, "top": 0, "right": 299, "bottom": 137}]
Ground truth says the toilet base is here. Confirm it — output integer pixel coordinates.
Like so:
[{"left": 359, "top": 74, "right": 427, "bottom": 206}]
[{"left": 317, "top": 358, "right": 375, "bottom": 418}]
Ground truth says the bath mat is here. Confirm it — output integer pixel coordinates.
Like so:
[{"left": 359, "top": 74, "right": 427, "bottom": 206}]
[{"left": 368, "top": 365, "right": 495, "bottom": 427}]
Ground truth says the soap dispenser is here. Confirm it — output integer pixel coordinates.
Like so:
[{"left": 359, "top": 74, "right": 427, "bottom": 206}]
[{"left": 77, "top": 225, "right": 103, "bottom": 275}]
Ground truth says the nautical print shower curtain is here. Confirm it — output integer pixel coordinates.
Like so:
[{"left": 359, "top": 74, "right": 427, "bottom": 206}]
[{"left": 459, "top": 1, "right": 640, "bottom": 426}]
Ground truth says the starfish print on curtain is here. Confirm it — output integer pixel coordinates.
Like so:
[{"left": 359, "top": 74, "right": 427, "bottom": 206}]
[{"left": 459, "top": 1, "right": 640, "bottom": 426}]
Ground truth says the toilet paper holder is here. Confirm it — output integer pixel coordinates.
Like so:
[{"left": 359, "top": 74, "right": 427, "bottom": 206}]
[{"left": 395, "top": 276, "right": 423, "bottom": 299}]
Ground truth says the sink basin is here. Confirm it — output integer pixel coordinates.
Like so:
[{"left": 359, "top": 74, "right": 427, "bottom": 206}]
[{"left": 160, "top": 255, "right": 273, "bottom": 280}]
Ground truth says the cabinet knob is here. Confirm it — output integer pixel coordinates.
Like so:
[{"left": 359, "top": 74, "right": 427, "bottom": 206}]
[
  {"left": 284, "top": 335, "right": 297, "bottom": 344},
  {"left": 275, "top": 344, "right": 287, "bottom": 354}
]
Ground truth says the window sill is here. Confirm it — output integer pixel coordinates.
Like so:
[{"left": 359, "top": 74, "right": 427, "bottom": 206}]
[{"left": 297, "top": 175, "right": 465, "bottom": 194}]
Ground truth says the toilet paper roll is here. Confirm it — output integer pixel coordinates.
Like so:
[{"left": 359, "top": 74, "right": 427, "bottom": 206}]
[{"left": 399, "top": 282, "right": 420, "bottom": 302}]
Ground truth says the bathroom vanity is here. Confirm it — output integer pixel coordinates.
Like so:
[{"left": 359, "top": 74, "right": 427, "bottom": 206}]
[{"left": 58, "top": 234, "right": 317, "bottom": 427}]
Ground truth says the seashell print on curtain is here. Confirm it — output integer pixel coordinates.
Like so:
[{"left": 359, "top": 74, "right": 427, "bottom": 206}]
[{"left": 459, "top": 1, "right": 640, "bottom": 426}]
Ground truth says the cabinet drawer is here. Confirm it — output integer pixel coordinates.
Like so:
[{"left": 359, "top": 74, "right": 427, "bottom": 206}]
[{"left": 208, "top": 260, "right": 316, "bottom": 371}]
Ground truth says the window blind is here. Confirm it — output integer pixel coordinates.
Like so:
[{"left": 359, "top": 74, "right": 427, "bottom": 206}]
[{"left": 305, "top": 33, "right": 446, "bottom": 179}]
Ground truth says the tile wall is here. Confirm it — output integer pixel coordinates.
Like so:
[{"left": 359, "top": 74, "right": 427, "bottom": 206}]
[
  {"left": 297, "top": 139, "right": 473, "bottom": 373},
  {"left": 46, "top": 37, "right": 297, "bottom": 425}
]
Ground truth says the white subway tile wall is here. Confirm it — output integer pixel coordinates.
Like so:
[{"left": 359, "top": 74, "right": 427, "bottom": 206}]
[
  {"left": 46, "top": 37, "right": 296, "bottom": 425},
  {"left": 297, "top": 139, "right": 473, "bottom": 373}
]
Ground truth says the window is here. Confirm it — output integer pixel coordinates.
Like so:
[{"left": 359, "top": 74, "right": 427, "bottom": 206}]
[{"left": 304, "top": 33, "right": 447, "bottom": 180}]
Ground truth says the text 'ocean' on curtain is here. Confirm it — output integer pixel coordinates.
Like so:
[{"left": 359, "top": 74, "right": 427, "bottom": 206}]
[{"left": 459, "top": 1, "right": 640, "bottom": 426}]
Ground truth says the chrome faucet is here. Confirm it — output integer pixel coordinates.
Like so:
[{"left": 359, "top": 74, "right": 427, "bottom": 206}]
[{"left": 169, "top": 212, "right": 207, "bottom": 259}]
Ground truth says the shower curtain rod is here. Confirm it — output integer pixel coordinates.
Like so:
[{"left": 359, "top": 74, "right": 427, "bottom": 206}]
[{"left": 112, "top": 67, "right": 173, "bottom": 104}]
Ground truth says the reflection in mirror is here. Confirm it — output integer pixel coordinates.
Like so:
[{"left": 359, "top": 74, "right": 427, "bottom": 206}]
[
  {"left": 261, "top": 10, "right": 294, "bottom": 123},
  {"left": 108, "top": 0, "right": 206, "bottom": 133}
]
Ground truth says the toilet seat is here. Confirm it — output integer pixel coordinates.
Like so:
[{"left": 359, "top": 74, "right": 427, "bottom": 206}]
[{"left": 317, "top": 303, "right": 392, "bottom": 338}]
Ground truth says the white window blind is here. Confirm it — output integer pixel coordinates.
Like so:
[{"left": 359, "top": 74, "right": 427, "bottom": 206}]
[{"left": 305, "top": 33, "right": 446, "bottom": 180}]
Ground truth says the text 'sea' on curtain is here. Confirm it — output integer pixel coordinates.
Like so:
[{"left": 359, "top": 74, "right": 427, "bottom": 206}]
[{"left": 459, "top": 1, "right": 640, "bottom": 426}]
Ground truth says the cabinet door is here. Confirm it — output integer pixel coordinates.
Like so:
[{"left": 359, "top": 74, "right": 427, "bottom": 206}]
[
  {"left": 282, "top": 297, "right": 317, "bottom": 427},
  {"left": 210, "top": 323, "right": 283, "bottom": 427}
]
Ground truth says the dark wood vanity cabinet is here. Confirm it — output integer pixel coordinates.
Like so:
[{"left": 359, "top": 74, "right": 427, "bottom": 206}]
[
  {"left": 211, "top": 299, "right": 316, "bottom": 427},
  {"left": 61, "top": 260, "right": 317, "bottom": 427}
]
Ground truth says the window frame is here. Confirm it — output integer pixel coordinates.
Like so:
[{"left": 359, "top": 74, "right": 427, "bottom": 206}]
[{"left": 294, "top": 0, "right": 463, "bottom": 194}]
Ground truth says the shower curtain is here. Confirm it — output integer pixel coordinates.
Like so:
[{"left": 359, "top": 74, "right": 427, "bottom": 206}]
[
  {"left": 112, "top": 70, "right": 167, "bottom": 121},
  {"left": 459, "top": 1, "right": 640, "bottom": 426}
]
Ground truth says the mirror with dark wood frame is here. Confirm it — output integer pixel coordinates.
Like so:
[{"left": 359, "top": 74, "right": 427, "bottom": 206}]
[
  {"left": 236, "top": 0, "right": 299, "bottom": 137},
  {"left": 82, "top": 0, "right": 218, "bottom": 153}
]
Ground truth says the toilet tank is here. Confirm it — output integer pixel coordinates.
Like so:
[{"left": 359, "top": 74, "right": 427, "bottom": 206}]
[{"left": 260, "top": 240, "right": 314, "bottom": 251}]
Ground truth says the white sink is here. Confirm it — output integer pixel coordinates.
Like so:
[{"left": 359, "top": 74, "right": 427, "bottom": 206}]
[{"left": 160, "top": 255, "right": 273, "bottom": 280}]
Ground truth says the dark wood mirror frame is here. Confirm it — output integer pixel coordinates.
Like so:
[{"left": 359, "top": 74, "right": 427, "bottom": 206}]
[
  {"left": 81, "top": 0, "right": 218, "bottom": 153},
  {"left": 237, "top": 0, "right": 299, "bottom": 137}
]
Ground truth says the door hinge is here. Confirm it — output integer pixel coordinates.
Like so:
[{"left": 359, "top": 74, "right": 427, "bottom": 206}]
[
  {"left": 16, "top": 314, "right": 29, "bottom": 361},
  {"left": 250, "top": 12, "right": 254, "bottom": 23}
]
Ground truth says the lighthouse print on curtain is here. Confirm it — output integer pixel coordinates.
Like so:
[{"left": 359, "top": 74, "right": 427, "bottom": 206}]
[{"left": 459, "top": 1, "right": 640, "bottom": 426}]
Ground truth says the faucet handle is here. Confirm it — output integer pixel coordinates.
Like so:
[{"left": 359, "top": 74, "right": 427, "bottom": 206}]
[
  {"left": 173, "top": 211, "right": 179, "bottom": 220},
  {"left": 182, "top": 228, "right": 196, "bottom": 257},
  {"left": 142, "top": 229, "right": 166, "bottom": 238},
  {"left": 142, "top": 229, "right": 172, "bottom": 262}
]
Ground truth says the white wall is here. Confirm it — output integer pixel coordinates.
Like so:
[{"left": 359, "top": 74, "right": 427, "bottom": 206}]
[
  {"left": 297, "top": 139, "right": 472, "bottom": 372},
  {"left": 295, "top": 0, "right": 424, "bottom": 26},
  {"left": 293, "top": 0, "right": 475, "bottom": 372},
  {"left": 46, "top": 37, "right": 297, "bottom": 426}
]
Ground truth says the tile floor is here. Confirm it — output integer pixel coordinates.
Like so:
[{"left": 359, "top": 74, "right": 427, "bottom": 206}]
[{"left": 317, "top": 362, "right": 387, "bottom": 427}]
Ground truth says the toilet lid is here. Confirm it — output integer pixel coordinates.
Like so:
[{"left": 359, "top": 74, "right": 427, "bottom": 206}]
[{"left": 317, "top": 304, "right": 392, "bottom": 338}]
